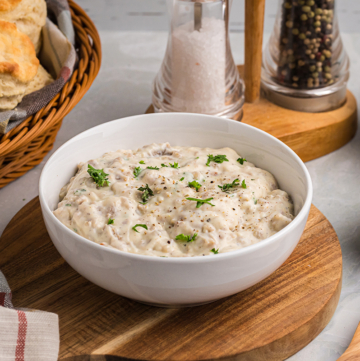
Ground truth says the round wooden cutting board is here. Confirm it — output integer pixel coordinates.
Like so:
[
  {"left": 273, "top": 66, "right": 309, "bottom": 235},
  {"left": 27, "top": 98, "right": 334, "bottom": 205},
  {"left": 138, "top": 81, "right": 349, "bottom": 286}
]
[{"left": 0, "top": 198, "right": 342, "bottom": 361}]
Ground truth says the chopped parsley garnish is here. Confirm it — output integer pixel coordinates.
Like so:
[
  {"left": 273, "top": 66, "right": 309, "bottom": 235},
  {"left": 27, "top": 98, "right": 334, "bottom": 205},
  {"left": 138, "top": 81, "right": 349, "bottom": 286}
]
[
  {"left": 188, "top": 180, "right": 202, "bottom": 192},
  {"left": 133, "top": 166, "right": 142, "bottom": 178},
  {"left": 237, "top": 157, "right": 247, "bottom": 165},
  {"left": 87, "top": 165, "right": 109, "bottom": 187},
  {"left": 186, "top": 197, "right": 215, "bottom": 208},
  {"left": 211, "top": 248, "right": 219, "bottom": 254},
  {"left": 147, "top": 166, "right": 159, "bottom": 170},
  {"left": 161, "top": 162, "right": 179, "bottom": 168},
  {"left": 132, "top": 224, "right": 148, "bottom": 233},
  {"left": 74, "top": 189, "right": 87, "bottom": 195},
  {"left": 251, "top": 179, "right": 255, "bottom": 181},
  {"left": 206, "top": 154, "right": 229, "bottom": 166},
  {"left": 175, "top": 233, "right": 197, "bottom": 242},
  {"left": 108, "top": 218, "right": 114, "bottom": 225},
  {"left": 65, "top": 204, "right": 71, "bottom": 206},
  {"left": 218, "top": 178, "right": 239, "bottom": 192},
  {"left": 253, "top": 198, "right": 258, "bottom": 205},
  {"left": 196, "top": 157, "right": 199, "bottom": 159},
  {"left": 138, "top": 184, "right": 154, "bottom": 203},
  {"left": 139, "top": 160, "right": 145, "bottom": 164},
  {"left": 241, "top": 179, "right": 247, "bottom": 189},
  {"left": 180, "top": 177, "right": 185, "bottom": 181}
]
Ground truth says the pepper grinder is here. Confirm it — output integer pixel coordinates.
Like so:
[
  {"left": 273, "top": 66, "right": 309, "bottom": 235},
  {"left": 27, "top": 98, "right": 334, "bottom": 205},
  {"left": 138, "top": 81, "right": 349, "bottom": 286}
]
[{"left": 261, "top": 0, "right": 350, "bottom": 112}]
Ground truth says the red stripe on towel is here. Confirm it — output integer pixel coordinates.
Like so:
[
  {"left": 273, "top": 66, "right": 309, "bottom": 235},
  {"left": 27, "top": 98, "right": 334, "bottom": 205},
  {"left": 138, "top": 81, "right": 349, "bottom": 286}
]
[
  {"left": 0, "top": 292, "right": 5, "bottom": 306},
  {"left": 15, "top": 310, "right": 27, "bottom": 361}
]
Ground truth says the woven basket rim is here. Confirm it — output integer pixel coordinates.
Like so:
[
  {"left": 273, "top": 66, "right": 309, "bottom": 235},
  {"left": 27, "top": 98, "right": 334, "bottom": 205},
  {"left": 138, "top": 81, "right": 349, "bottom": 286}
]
[{"left": 0, "top": 0, "right": 102, "bottom": 157}]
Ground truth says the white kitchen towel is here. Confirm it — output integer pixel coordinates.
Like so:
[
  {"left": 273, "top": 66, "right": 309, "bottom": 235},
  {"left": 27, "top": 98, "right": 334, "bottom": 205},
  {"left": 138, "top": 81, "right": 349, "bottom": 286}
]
[{"left": 0, "top": 271, "right": 59, "bottom": 361}]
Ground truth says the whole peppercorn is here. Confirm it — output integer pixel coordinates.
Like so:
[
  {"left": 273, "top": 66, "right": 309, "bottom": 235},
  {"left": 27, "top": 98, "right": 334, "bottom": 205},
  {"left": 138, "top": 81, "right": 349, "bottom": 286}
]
[{"left": 277, "top": 0, "right": 334, "bottom": 89}]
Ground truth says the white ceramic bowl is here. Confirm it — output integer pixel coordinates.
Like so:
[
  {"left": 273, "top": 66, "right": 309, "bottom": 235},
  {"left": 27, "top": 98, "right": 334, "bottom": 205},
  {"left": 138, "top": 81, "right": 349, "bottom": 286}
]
[{"left": 39, "top": 113, "right": 312, "bottom": 307}]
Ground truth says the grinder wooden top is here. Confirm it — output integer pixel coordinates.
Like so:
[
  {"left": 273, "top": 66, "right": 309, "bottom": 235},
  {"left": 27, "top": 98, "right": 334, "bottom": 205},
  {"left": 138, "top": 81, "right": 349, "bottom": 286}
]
[{"left": 0, "top": 198, "right": 342, "bottom": 361}]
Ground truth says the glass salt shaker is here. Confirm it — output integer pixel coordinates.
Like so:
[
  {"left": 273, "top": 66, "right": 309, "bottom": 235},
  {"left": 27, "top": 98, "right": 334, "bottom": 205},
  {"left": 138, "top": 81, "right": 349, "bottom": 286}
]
[
  {"left": 262, "top": 0, "right": 349, "bottom": 112},
  {"left": 152, "top": 0, "right": 244, "bottom": 119}
]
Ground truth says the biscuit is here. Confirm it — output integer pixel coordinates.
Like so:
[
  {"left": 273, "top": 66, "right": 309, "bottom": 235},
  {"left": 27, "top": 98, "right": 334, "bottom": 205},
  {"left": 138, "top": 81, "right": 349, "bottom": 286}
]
[
  {"left": 0, "top": 64, "right": 53, "bottom": 110},
  {"left": 0, "top": 20, "right": 39, "bottom": 98},
  {"left": 0, "top": 94, "right": 22, "bottom": 110},
  {"left": 0, "top": 0, "right": 22, "bottom": 13},
  {"left": 25, "top": 64, "right": 54, "bottom": 95},
  {"left": 0, "top": 0, "right": 47, "bottom": 53}
]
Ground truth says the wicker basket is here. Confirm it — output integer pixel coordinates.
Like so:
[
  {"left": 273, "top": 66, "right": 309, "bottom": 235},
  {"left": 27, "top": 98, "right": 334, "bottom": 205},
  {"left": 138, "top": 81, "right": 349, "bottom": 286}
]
[{"left": 0, "top": 0, "right": 101, "bottom": 188}]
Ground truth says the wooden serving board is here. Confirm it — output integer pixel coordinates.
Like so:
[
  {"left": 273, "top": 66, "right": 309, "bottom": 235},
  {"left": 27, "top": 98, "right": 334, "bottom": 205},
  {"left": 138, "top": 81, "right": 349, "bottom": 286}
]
[
  {"left": 0, "top": 198, "right": 342, "bottom": 361},
  {"left": 146, "top": 65, "right": 358, "bottom": 162}
]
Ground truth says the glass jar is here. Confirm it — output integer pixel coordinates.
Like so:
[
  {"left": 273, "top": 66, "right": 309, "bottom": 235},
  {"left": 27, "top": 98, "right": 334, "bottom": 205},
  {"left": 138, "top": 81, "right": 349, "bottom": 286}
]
[
  {"left": 152, "top": 0, "right": 244, "bottom": 119},
  {"left": 262, "top": 0, "right": 349, "bottom": 112}
]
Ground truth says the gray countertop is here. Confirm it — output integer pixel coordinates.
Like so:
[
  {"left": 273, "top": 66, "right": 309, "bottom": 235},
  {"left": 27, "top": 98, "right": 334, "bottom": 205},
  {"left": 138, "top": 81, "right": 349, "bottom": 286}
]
[{"left": 1, "top": 1, "right": 359, "bottom": 359}]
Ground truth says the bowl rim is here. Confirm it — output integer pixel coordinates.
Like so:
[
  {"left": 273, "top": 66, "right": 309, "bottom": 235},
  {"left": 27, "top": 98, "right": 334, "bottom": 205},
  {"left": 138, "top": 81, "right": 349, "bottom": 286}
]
[{"left": 39, "top": 112, "right": 313, "bottom": 263}]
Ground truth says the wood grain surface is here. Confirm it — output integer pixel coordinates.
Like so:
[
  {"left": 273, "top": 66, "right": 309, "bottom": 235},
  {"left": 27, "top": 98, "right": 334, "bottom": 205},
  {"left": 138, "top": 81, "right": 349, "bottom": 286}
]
[
  {"left": 146, "top": 65, "right": 357, "bottom": 162},
  {"left": 0, "top": 198, "right": 342, "bottom": 361},
  {"left": 337, "top": 323, "right": 360, "bottom": 361},
  {"left": 244, "top": 0, "right": 266, "bottom": 103}
]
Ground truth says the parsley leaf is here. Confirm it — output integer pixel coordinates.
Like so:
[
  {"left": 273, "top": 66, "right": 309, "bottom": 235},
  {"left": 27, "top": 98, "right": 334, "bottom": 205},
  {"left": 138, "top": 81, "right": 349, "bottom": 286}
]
[
  {"left": 253, "top": 198, "right": 258, "bottom": 205},
  {"left": 175, "top": 233, "right": 197, "bottom": 242},
  {"left": 241, "top": 179, "right": 247, "bottom": 189},
  {"left": 139, "top": 160, "right": 145, "bottom": 164},
  {"left": 161, "top": 162, "right": 179, "bottom": 168},
  {"left": 108, "top": 218, "right": 114, "bottom": 225},
  {"left": 138, "top": 184, "right": 154, "bottom": 203},
  {"left": 65, "top": 204, "right": 71, "bottom": 206},
  {"left": 74, "top": 189, "right": 87, "bottom": 195},
  {"left": 186, "top": 197, "right": 215, "bottom": 208},
  {"left": 180, "top": 177, "right": 185, "bottom": 181},
  {"left": 188, "top": 180, "right": 202, "bottom": 192},
  {"left": 87, "top": 165, "right": 109, "bottom": 187},
  {"left": 206, "top": 154, "right": 229, "bottom": 166},
  {"left": 147, "top": 166, "right": 159, "bottom": 170},
  {"left": 132, "top": 224, "right": 148, "bottom": 233},
  {"left": 237, "top": 157, "right": 247, "bottom": 165},
  {"left": 211, "top": 248, "right": 219, "bottom": 254},
  {"left": 133, "top": 166, "right": 142, "bottom": 178},
  {"left": 218, "top": 178, "right": 239, "bottom": 192}
]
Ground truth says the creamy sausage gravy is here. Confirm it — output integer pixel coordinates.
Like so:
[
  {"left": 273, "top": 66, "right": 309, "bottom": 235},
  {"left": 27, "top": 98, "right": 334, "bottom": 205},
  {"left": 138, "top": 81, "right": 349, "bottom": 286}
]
[{"left": 54, "top": 143, "right": 294, "bottom": 257}]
